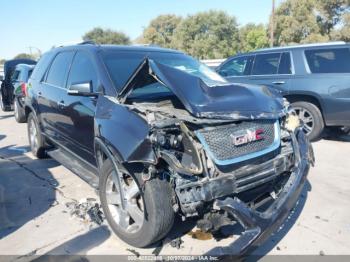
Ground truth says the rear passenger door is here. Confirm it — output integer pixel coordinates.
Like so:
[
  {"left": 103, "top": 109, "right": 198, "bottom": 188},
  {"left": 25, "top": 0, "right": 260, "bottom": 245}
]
[
  {"left": 248, "top": 52, "right": 293, "bottom": 94},
  {"left": 39, "top": 51, "right": 75, "bottom": 147}
]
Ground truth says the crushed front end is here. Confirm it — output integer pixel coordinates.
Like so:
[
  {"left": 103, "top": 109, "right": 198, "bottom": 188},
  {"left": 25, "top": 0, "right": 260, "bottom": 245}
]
[
  {"left": 120, "top": 58, "right": 314, "bottom": 255},
  {"left": 128, "top": 99, "right": 314, "bottom": 255}
]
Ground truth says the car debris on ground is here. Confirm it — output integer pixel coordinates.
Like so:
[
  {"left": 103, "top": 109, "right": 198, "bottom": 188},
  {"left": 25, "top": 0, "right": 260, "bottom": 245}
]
[{"left": 65, "top": 198, "right": 104, "bottom": 226}]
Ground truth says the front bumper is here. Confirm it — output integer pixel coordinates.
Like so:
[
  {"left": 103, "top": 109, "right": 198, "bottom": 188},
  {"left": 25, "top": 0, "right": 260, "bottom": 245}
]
[{"left": 207, "top": 128, "right": 313, "bottom": 256}]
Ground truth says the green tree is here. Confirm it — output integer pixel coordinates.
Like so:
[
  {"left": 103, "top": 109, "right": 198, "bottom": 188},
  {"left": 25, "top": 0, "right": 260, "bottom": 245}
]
[
  {"left": 13, "top": 53, "right": 35, "bottom": 60},
  {"left": 272, "top": 0, "right": 349, "bottom": 45},
  {"left": 83, "top": 27, "right": 131, "bottom": 45},
  {"left": 140, "top": 14, "right": 182, "bottom": 48},
  {"left": 273, "top": 0, "right": 321, "bottom": 45},
  {"left": 173, "top": 10, "right": 239, "bottom": 59},
  {"left": 316, "top": 0, "right": 350, "bottom": 35},
  {"left": 239, "top": 24, "right": 269, "bottom": 52},
  {"left": 331, "top": 12, "right": 350, "bottom": 41}
]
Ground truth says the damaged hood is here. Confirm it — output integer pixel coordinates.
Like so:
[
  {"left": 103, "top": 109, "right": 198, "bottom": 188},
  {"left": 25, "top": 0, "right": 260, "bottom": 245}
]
[{"left": 118, "top": 58, "right": 285, "bottom": 120}]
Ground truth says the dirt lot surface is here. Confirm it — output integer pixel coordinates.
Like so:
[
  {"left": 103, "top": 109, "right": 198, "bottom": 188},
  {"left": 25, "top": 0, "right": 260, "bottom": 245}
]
[{"left": 0, "top": 110, "right": 350, "bottom": 260}]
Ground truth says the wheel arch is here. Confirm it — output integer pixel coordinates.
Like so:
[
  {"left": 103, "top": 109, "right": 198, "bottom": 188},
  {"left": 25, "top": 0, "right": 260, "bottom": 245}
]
[{"left": 284, "top": 93, "right": 325, "bottom": 121}]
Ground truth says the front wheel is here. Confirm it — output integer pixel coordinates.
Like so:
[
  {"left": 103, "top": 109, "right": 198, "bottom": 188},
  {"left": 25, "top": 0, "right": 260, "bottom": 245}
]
[
  {"left": 99, "top": 159, "right": 175, "bottom": 247},
  {"left": 291, "top": 101, "right": 324, "bottom": 141}
]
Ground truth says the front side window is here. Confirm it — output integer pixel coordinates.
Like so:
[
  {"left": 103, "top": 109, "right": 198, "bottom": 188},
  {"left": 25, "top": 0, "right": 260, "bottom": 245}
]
[
  {"left": 67, "top": 51, "right": 98, "bottom": 90},
  {"left": 305, "top": 48, "right": 350, "bottom": 73},
  {"left": 46, "top": 51, "right": 75, "bottom": 87},
  {"left": 252, "top": 53, "right": 281, "bottom": 75},
  {"left": 218, "top": 56, "right": 252, "bottom": 77}
]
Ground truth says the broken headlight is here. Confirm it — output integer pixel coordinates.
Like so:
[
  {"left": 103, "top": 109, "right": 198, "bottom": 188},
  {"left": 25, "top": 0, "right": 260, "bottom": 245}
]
[
  {"left": 151, "top": 124, "right": 203, "bottom": 175},
  {"left": 285, "top": 113, "right": 300, "bottom": 132}
]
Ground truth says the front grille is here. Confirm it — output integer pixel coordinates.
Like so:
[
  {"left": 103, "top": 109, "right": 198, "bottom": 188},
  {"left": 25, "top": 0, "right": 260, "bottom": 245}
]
[{"left": 196, "top": 120, "right": 280, "bottom": 165}]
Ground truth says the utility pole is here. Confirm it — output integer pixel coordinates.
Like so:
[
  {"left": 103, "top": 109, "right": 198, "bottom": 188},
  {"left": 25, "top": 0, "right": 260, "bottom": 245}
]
[
  {"left": 270, "top": 0, "right": 275, "bottom": 47},
  {"left": 27, "top": 46, "right": 42, "bottom": 59}
]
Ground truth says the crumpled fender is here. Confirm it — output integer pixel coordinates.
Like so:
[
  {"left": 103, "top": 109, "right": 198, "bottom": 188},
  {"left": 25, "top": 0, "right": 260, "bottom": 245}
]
[{"left": 94, "top": 95, "right": 156, "bottom": 163}]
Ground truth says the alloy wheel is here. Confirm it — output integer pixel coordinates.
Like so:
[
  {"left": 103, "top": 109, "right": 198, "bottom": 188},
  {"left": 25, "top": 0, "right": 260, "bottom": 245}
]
[
  {"left": 294, "top": 107, "right": 314, "bottom": 135},
  {"left": 105, "top": 171, "right": 144, "bottom": 234},
  {"left": 29, "top": 118, "right": 38, "bottom": 152}
]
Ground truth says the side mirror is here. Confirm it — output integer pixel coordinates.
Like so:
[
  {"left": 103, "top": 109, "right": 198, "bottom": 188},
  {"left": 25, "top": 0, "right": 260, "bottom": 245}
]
[
  {"left": 67, "top": 81, "right": 98, "bottom": 97},
  {"left": 0, "top": 75, "right": 3, "bottom": 81}
]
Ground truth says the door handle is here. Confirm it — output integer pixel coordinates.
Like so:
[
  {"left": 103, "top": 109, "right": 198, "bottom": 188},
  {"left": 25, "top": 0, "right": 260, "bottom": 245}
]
[
  {"left": 57, "top": 100, "right": 65, "bottom": 109},
  {"left": 37, "top": 91, "right": 42, "bottom": 97},
  {"left": 272, "top": 81, "right": 285, "bottom": 85}
]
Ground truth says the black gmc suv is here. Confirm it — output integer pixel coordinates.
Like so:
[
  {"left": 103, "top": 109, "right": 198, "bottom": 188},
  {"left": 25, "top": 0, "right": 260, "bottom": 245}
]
[{"left": 25, "top": 43, "right": 314, "bottom": 255}]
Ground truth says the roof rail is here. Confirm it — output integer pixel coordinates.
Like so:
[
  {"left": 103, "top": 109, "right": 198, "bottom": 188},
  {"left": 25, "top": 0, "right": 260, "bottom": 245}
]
[
  {"left": 256, "top": 41, "right": 346, "bottom": 52},
  {"left": 78, "top": 40, "right": 97, "bottom": 45},
  {"left": 132, "top": 43, "right": 161, "bottom": 48}
]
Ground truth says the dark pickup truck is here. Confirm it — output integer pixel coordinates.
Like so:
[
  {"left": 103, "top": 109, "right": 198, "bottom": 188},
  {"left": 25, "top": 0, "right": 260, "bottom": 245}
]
[{"left": 25, "top": 43, "right": 314, "bottom": 255}]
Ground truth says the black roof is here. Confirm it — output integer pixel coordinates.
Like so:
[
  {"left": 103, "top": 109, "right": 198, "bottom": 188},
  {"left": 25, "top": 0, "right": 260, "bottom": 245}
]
[{"left": 54, "top": 43, "right": 183, "bottom": 54}]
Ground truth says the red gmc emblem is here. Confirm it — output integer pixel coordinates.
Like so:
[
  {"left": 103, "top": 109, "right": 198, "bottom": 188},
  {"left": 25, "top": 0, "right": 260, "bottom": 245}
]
[{"left": 230, "top": 128, "right": 264, "bottom": 146}]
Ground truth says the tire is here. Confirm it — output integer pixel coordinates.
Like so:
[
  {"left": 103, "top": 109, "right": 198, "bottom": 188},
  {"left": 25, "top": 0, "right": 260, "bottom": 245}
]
[
  {"left": 99, "top": 159, "right": 175, "bottom": 247},
  {"left": 27, "top": 112, "right": 47, "bottom": 158},
  {"left": 291, "top": 101, "right": 324, "bottom": 141},
  {"left": 14, "top": 98, "right": 26, "bottom": 123}
]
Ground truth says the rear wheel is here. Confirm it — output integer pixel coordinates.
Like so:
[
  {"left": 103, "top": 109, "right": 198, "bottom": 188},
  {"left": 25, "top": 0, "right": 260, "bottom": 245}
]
[
  {"left": 14, "top": 99, "right": 26, "bottom": 123},
  {"left": 291, "top": 101, "right": 324, "bottom": 141},
  {"left": 27, "top": 113, "right": 47, "bottom": 158},
  {"left": 99, "top": 159, "right": 175, "bottom": 247}
]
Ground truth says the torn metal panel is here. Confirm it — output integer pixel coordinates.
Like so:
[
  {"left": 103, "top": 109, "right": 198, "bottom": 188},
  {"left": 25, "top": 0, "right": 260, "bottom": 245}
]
[
  {"left": 118, "top": 58, "right": 285, "bottom": 120},
  {"left": 95, "top": 95, "right": 156, "bottom": 163}
]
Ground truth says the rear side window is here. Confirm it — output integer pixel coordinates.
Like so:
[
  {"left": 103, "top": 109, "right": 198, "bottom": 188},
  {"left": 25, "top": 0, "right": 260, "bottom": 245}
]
[
  {"left": 278, "top": 52, "right": 292, "bottom": 74},
  {"left": 28, "top": 69, "right": 33, "bottom": 79},
  {"left": 305, "top": 48, "right": 350, "bottom": 73},
  {"left": 218, "top": 56, "right": 252, "bottom": 77},
  {"left": 252, "top": 53, "right": 281, "bottom": 75},
  {"left": 31, "top": 53, "right": 53, "bottom": 81},
  {"left": 11, "top": 70, "right": 20, "bottom": 81},
  {"left": 46, "top": 51, "right": 75, "bottom": 87},
  {"left": 67, "top": 51, "right": 98, "bottom": 91}
]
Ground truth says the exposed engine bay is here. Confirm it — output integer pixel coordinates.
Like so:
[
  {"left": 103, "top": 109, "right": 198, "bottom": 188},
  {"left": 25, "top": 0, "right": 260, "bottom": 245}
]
[{"left": 126, "top": 97, "right": 306, "bottom": 222}]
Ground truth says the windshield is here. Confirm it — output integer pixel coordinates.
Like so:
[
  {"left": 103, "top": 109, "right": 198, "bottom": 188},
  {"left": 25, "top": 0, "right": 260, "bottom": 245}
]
[
  {"left": 154, "top": 54, "right": 227, "bottom": 87},
  {"left": 102, "top": 50, "right": 228, "bottom": 91}
]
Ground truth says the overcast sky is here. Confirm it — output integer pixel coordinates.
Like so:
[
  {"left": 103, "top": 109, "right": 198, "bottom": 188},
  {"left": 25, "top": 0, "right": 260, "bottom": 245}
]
[{"left": 1, "top": 0, "right": 283, "bottom": 59}]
